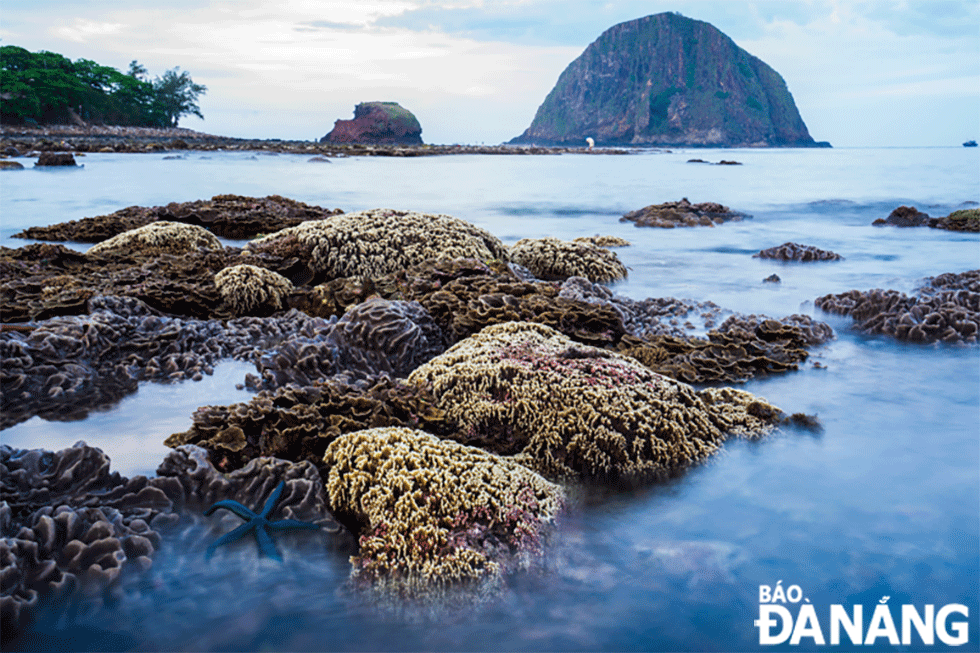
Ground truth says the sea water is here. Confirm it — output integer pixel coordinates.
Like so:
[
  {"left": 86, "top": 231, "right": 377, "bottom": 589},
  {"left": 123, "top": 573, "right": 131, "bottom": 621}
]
[{"left": 0, "top": 146, "right": 978, "bottom": 651}]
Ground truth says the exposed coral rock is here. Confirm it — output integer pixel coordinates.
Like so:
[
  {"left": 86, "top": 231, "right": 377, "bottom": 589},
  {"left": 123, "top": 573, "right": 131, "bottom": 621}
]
[
  {"left": 86, "top": 222, "right": 222, "bottom": 258},
  {"left": 407, "top": 322, "right": 786, "bottom": 484},
  {"left": 0, "top": 161, "right": 25, "bottom": 170},
  {"left": 323, "top": 427, "right": 564, "bottom": 591},
  {"left": 615, "top": 314, "right": 833, "bottom": 383},
  {"left": 571, "top": 235, "right": 632, "bottom": 248},
  {"left": 935, "top": 208, "right": 980, "bottom": 232},
  {"left": 621, "top": 198, "right": 748, "bottom": 228},
  {"left": 165, "top": 378, "right": 449, "bottom": 473},
  {"left": 753, "top": 242, "right": 842, "bottom": 261},
  {"left": 509, "top": 237, "right": 628, "bottom": 283},
  {"left": 214, "top": 264, "right": 293, "bottom": 316},
  {"left": 35, "top": 152, "right": 77, "bottom": 166},
  {"left": 815, "top": 270, "right": 979, "bottom": 344},
  {"left": 13, "top": 195, "right": 344, "bottom": 243},
  {"left": 246, "top": 209, "right": 508, "bottom": 282},
  {"left": 321, "top": 102, "right": 423, "bottom": 145}
]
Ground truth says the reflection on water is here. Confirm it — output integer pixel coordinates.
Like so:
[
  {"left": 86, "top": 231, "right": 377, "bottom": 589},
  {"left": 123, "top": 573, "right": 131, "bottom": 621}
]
[{"left": 1, "top": 147, "right": 977, "bottom": 650}]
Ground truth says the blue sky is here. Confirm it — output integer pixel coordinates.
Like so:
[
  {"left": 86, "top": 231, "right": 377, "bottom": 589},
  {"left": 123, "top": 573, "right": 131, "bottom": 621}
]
[{"left": 2, "top": 1, "right": 977, "bottom": 146}]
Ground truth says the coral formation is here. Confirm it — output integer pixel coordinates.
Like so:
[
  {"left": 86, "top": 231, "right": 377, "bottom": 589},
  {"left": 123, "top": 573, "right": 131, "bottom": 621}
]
[
  {"left": 13, "top": 195, "right": 344, "bottom": 242},
  {"left": 407, "top": 322, "right": 787, "bottom": 484},
  {"left": 572, "top": 235, "right": 632, "bottom": 248},
  {"left": 165, "top": 377, "right": 449, "bottom": 473},
  {"left": 214, "top": 264, "right": 293, "bottom": 316},
  {"left": 815, "top": 270, "right": 979, "bottom": 344},
  {"left": 86, "top": 222, "right": 222, "bottom": 258},
  {"left": 509, "top": 237, "right": 628, "bottom": 282},
  {"left": 322, "top": 427, "right": 564, "bottom": 589},
  {"left": 246, "top": 209, "right": 508, "bottom": 282},
  {"left": 753, "top": 242, "right": 843, "bottom": 261},
  {"left": 621, "top": 198, "right": 748, "bottom": 228}
]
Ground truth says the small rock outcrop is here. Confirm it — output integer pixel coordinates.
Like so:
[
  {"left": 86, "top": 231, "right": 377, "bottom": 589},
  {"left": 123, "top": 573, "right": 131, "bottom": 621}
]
[
  {"left": 510, "top": 12, "right": 826, "bottom": 147},
  {"left": 35, "top": 152, "right": 77, "bottom": 166},
  {"left": 873, "top": 206, "right": 979, "bottom": 233},
  {"left": 753, "top": 242, "right": 842, "bottom": 262},
  {"left": 621, "top": 198, "right": 748, "bottom": 228},
  {"left": 321, "top": 102, "right": 423, "bottom": 145}
]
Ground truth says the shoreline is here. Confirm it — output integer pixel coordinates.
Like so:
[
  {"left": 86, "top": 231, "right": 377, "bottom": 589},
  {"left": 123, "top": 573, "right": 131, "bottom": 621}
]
[{"left": 0, "top": 124, "right": 634, "bottom": 157}]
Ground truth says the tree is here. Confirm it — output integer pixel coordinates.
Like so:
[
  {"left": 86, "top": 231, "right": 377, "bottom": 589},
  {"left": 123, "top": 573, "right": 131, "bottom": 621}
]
[{"left": 152, "top": 67, "right": 207, "bottom": 127}]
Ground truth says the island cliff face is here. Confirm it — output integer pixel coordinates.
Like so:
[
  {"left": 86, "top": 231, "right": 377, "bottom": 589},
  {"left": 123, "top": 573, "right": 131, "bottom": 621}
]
[
  {"left": 321, "top": 102, "right": 423, "bottom": 145},
  {"left": 511, "top": 13, "right": 827, "bottom": 148}
]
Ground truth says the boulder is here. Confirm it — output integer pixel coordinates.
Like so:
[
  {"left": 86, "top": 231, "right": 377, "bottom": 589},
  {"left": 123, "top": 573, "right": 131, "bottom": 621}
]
[{"left": 321, "top": 102, "right": 423, "bottom": 145}]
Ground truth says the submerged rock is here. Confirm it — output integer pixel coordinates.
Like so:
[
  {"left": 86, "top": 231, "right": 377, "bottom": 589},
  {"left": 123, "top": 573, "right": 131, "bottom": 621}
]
[
  {"left": 407, "top": 322, "right": 787, "bottom": 485},
  {"left": 753, "top": 242, "right": 843, "bottom": 261},
  {"left": 323, "top": 427, "right": 564, "bottom": 591},
  {"left": 621, "top": 198, "right": 748, "bottom": 228},
  {"left": 815, "top": 270, "right": 979, "bottom": 344}
]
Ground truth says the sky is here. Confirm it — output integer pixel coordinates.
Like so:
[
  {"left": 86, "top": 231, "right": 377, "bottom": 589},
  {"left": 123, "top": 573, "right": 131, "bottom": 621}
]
[{"left": 1, "top": 1, "right": 978, "bottom": 147}]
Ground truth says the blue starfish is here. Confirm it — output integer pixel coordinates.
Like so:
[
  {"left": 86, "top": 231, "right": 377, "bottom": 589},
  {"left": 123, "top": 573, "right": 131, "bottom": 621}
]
[{"left": 204, "top": 480, "right": 321, "bottom": 561}]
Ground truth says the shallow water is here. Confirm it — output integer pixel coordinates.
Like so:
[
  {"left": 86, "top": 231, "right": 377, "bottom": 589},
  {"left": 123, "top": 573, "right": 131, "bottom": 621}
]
[{"left": 1, "top": 146, "right": 978, "bottom": 651}]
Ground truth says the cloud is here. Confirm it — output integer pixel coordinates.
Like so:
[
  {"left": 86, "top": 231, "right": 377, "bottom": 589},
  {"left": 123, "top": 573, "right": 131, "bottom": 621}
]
[{"left": 52, "top": 19, "right": 124, "bottom": 42}]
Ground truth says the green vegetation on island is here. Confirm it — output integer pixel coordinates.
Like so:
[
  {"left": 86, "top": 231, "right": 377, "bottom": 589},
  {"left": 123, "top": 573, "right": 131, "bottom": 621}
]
[{"left": 0, "top": 45, "right": 206, "bottom": 128}]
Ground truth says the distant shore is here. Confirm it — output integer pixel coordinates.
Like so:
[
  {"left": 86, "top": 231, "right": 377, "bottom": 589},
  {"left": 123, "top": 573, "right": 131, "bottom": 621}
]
[{"left": 0, "top": 124, "right": 633, "bottom": 157}]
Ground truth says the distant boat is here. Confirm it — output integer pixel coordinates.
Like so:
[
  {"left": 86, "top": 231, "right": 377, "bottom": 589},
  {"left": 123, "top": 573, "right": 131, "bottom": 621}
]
[{"left": 965, "top": 140, "right": 978, "bottom": 147}]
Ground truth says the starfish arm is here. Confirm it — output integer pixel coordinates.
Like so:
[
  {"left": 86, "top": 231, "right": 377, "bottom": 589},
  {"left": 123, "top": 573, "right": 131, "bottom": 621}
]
[
  {"left": 204, "top": 500, "right": 258, "bottom": 521},
  {"left": 260, "top": 481, "right": 286, "bottom": 518},
  {"left": 269, "top": 519, "right": 322, "bottom": 531},
  {"left": 254, "top": 525, "right": 282, "bottom": 561},
  {"left": 205, "top": 522, "right": 256, "bottom": 559}
]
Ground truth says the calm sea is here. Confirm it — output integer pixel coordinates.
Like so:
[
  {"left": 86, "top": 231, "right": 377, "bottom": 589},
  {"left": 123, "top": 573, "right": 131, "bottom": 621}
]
[{"left": 1, "top": 146, "right": 978, "bottom": 651}]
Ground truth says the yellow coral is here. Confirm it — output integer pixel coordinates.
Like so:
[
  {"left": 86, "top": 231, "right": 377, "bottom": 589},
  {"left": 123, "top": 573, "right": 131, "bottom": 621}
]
[
  {"left": 86, "top": 221, "right": 223, "bottom": 257},
  {"left": 246, "top": 209, "right": 508, "bottom": 280},
  {"left": 572, "top": 235, "right": 632, "bottom": 248},
  {"left": 323, "top": 427, "right": 564, "bottom": 590},
  {"left": 509, "top": 237, "right": 628, "bottom": 282},
  {"left": 214, "top": 264, "right": 293, "bottom": 315},
  {"left": 407, "top": 322, "right": 782, "bottom": 484}
]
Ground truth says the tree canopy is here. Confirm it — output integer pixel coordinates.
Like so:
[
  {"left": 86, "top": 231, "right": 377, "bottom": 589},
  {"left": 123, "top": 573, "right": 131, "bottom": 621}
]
[{"left": 0, "top": 46, "right": 207, "bottom": 128}]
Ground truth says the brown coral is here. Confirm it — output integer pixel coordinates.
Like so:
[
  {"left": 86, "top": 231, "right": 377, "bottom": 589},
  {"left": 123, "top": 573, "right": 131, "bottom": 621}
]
[
  {"left": 508, "top": 237, "right": 628, "bottom": 283},
  {"left": 407, "top": 322, "right": 785, "bottom": 484},
  {"left": 322, "top": 427, "right": 564, "bottom": 590},
  {"left": 245, "top": 209, "right": 509, "bottom": 282}
]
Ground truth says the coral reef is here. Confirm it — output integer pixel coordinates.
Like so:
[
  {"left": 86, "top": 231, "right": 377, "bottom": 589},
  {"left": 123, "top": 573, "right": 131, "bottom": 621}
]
[
  {"left": 86, "top": 222, "right": 222, "bottom": 258},
  {"left": 508, "top": 237, "right": 628, "bottom": 283},
  {"left": 246, "top": 209, "right": 508, "bottom": 283},
  {"left": 214, "top": 264, "right": 293, "bottom": 316},
  {"left": 815, "top": 270, "right": 979, "bottom": 344},
  {"left": 621, "top": 198, "right": 748, "bottom": 228},
  {"left": 322, "top": 427, "right": 564, "bottom": 590},
  {"left": 165, "top": 377, "right": 449, "bottom": 473},
  {"left": 753, "top": 242, "right": 843, "bottom": 261},
  {"left": 407, "top": 322, "right": 787, "bottom": 484},
  {"left": 14, "top": 195, "right": 343, "bottom": 243},
  {"left": 572, "top": 235, "right": 632, "bottom": 247}
]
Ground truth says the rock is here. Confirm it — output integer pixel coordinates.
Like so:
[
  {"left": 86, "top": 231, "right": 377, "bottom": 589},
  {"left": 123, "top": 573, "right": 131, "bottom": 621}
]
[
  {"left": 407, "top": 321, "right": 788, "bottom": 485},
  {"left": 321, "top": 102, "right": 423, "bottom": 145},
  {"left": 510, "top": 12, "right": 826, "bottom": 147},
  {"left": 763, "top": 274, "right": 781, "bottom": 283},
  {"left": 0, "top": 161, "right": 24, "bottom": 170},
  {"left": 322, "top": 427, "right": 564, "bottom": 592},
  {"left": 509, "top": 237, "right": 628, "bottom": 283},
  {"left": 872, "top": 205, "right": 930, "bottom": 227},
  {"left": 621, "top": 198, "right": 748, "bottom": 228},
  {"left": 932, "top": 208, "right": 980, "bottom": 232},
  {"left": 753, "top": 242, "right": 842, "bottom": 261},
  {"left": 35, "top": 152, "right": 77, "bottom": 166}
]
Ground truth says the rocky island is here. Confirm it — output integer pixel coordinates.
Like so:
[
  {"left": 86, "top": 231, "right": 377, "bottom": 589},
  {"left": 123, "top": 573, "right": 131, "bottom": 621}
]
[
  {"left": 321, "top": 101, "right": 423, "bottom": 145},
  {"left": 511, "top": 12, "right": 828, "bottom": 148}
]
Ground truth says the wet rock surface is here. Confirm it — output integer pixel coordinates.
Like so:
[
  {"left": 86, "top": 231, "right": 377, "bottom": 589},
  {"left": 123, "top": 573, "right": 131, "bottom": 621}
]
[
  {"left": 621, "top": 198, "right": 749, "bottom": 228},
  {"left": 34, "top": 152, "right": 77, "bottom": 167},
  {"left": 872, "top": 206, "right": 979, "bottom": 232},
  {"left": 815, "top": 269, "right": 979, "bottom": 344},
  {"left": 13, "top": 194, "right": 344, "bottom": 243},
  {"left": 753, "top": 242, "right": 843, "bottom": 261}
]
